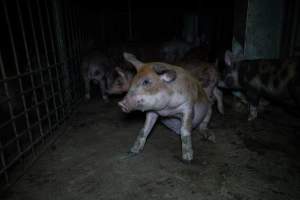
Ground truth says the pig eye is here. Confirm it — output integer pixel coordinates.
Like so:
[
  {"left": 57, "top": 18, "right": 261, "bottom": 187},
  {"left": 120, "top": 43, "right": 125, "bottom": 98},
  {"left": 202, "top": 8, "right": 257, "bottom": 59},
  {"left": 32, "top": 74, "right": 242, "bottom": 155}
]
[{"left": 142, "top": 79, "right": 151, "bottom": 86}]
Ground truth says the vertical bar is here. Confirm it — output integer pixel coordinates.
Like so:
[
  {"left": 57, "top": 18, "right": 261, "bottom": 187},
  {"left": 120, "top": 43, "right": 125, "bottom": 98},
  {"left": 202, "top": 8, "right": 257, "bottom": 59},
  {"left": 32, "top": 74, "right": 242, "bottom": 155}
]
[
  {"left": 36, "top": 0, "right": 59, "bottom": 133},
  {"left": 289, "top": 1, "right": 299, "bottom": 56},
  {"left": 0, "top": 141, "right": 9, "bottom": 184},
  {"left": 2, "top": 0, "right": 26, "bottom": 165},
  {"left": 44, "top": 0, "right": 65, "bottom": 121},
  {"left": 0, "top": 50, "right": 18, "bottom": 185},
  {"left": 68, "top": 7, "right": 77, "bottom": 102},
  {"left": 52, "top": 0, "right": 72, "bottom": 112},
  {"left": 128, "top": 0, "right": 133, "bottom": 40},
  {"left": 27, "top": 0, "right": 51, "bottom": 143},
  {"left": 16, "top": 0, "right": 43, "bottom": 157}
]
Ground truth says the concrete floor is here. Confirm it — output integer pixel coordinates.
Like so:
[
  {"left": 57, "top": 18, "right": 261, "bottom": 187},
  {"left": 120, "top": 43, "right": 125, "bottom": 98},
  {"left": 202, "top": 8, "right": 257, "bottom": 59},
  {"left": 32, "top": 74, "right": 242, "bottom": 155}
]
[{"left": 2, "top": 97, "right": 300, "bottom": 200}]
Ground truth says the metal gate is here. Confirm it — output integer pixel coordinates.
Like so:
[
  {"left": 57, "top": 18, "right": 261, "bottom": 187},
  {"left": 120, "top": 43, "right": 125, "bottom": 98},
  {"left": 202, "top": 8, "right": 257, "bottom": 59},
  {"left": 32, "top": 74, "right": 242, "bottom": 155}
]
[{"left": 0, "top": 0, "right": 84, "bottom": 192}]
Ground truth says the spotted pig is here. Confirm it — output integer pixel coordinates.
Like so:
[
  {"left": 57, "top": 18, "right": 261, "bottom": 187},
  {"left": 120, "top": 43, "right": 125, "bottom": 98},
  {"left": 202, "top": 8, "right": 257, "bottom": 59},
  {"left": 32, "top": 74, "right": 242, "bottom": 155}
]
[{"left": 221, "top": 50, "right": 300, "bottom": 120}]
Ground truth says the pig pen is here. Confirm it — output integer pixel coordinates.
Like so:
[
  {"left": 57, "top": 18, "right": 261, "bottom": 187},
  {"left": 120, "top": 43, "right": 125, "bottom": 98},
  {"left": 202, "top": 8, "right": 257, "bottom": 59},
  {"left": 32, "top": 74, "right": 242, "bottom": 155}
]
[
  {"left": 2, "top": 95, "right": 300, "bottom": 200},
  {"left": 1, "top": 0, "right": 300, "bottom": 199}
]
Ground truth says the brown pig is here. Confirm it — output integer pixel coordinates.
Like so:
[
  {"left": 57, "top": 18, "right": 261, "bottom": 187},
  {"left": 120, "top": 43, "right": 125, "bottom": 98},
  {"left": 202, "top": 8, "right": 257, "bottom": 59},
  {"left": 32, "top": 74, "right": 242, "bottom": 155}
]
[
  {"left": 108, "top": 60, "right": 224, "bottom": 115},
  {"left": 118, "top": 53, "right": 211, "bottom": 162}
]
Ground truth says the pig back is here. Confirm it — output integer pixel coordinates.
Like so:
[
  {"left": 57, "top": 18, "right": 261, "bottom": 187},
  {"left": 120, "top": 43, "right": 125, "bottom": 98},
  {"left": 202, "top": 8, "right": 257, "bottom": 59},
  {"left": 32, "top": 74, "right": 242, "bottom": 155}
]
[{"left": 164, "top": 64, "right": 208, "bottom": 104}]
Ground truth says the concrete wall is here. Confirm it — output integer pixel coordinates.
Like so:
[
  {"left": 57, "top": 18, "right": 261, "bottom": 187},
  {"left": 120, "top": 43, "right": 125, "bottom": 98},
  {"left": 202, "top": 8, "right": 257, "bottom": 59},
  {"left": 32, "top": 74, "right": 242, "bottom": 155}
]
[
  {"left": 244, "top": 0, "right": 284, "bottom": 59},
  {"left": 232, "top": 0, "right": 285, "bottom": 59}
]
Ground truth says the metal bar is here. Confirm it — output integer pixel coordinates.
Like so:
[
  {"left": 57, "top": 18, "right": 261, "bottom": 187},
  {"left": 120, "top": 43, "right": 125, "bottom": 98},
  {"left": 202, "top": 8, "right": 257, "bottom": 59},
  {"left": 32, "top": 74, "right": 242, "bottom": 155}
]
[
  {"left": 36, "top": 0, "right": 59, "bottom": 136},
  {"left": 0, "top": 139, "right": 9, "bottom": 184},
  {"left": 2, "top": 0, "right": 26, "bottom": 170},
  {"left": 44, "top": 0, "right": 65, "bottom": 121},
  {"left": 128, "top": 0, "right": 133, "bottom": 40},
  {"left": 0, "top": 107, "right": 75, "bottom": 193},
  {"left": 24, "top": 0, "right": 46, "bottom": 146},
  {"left": 68, "top": 7, "right": 78, "bottom": 100},
  {"left": 0, "top": 62, "right": 63, "bottom": 84},
  {"left": 27, "top": 0, "right": 52, "bottom": 143},
  {"left": 52, "top": 0, "right": 72, "bottom": 111},
  {"left": 0, "top": 90, "right": 63, "bottom": 131},
  {"left": 16, "top": 0, "right": 43, "bottom": 158},
  {"left": 1, "top": 102, "right": 67, "bottom": 152},
  {"left": 0, "top": 0, "right": 84, "bottom": 191}
]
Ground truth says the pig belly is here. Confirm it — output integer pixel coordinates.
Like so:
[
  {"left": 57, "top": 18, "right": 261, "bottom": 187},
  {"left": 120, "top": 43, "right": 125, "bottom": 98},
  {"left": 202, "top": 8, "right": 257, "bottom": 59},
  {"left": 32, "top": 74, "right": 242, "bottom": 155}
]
[
  {"left": 160, "top": 118, "right": 181, "bottom": 134},
  {"left": 160, "top": 102, "right": 209, "bottom": 135}
]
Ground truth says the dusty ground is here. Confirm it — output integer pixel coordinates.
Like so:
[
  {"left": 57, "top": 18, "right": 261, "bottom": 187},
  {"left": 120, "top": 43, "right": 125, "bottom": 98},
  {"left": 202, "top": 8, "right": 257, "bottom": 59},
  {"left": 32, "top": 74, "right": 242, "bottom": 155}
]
[{"left": 2, "top": 96, "right": 300, "bottom": 200}]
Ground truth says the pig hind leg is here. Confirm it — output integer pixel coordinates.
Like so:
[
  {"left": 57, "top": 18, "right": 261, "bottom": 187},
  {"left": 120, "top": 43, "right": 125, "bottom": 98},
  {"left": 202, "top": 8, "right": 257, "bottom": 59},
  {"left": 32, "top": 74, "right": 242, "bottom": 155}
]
[{"left": 99, "top": 78, "right": 108, "bottom": 101}]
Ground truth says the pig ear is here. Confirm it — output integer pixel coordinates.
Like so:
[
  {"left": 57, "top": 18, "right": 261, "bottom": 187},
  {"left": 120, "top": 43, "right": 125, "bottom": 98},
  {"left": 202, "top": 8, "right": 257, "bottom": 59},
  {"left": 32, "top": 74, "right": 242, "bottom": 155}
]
[
  {"left": 224, "top": 50, "right": 233, "bottom": 66},
  {"left": 116, "top": 67, "right": 126, "bottom": 78},
  {"left": 153, "top": 63, "right": 177, "bottom": 83},
  {"left": 123, "top": 52, "right": 144, "bottom": 70}
]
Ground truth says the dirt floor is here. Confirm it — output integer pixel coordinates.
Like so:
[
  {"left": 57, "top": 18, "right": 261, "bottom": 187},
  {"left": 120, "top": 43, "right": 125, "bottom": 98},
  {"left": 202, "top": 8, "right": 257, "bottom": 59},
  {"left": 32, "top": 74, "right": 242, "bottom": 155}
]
[{"left": 2, "top": 96, "right": 300, "bottom": 200}]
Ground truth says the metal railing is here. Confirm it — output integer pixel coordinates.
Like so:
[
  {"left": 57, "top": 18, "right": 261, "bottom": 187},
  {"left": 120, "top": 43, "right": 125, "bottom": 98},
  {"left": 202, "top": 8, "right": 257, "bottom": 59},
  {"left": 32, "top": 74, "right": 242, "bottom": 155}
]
[{"left": 0, "top": 0, "right": 84, "bottom": 192}]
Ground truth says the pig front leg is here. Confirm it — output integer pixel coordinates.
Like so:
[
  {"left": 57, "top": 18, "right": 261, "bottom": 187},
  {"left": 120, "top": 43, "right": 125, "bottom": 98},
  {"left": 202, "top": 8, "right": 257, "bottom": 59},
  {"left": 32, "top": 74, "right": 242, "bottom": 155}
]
[
  {"left": 199, "top": 105, "right": 212, "bottom": 130},
  {"left": 198, "top": 105, "right": 216, "bottom": 143},
  {"left": 180, "top": 108, "right": 193, "bottom": 162},
  {"left": 245, "top": 89, "right": 260, "bottom": 121},
  {"left": 99, "top": 78, "right": 108, "bottom": 101},
  {"left": 83, "top": 76, "right": 91, "bottom": 100},
  {"left": 130, "top": 112, "right": 158, "bottom": 154},
  {"left": 213, "top": 87, "right": 224, "bottom": 114},
  {"left": 248, "top": 105, "right": 258, "bottom": 121}
]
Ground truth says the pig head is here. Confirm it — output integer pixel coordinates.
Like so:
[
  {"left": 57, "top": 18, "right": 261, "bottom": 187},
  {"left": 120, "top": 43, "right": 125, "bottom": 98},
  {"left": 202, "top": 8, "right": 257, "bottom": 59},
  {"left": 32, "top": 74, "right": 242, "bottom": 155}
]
[
  {"left": 118, "top": 56, "right": 176, "bottom": 113},
  {"left": 119, "top": 52, "right": 211, "bottom": 162}
]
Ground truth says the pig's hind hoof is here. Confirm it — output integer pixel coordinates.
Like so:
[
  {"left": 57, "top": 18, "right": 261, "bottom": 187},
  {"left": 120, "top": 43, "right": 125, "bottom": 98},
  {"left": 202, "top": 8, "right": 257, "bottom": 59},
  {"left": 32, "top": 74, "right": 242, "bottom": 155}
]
[
  {"left": 174, "top": 155, "right": 193, "bottom": 164},
  {"left": 126, "top": 150, "right": 139, "bottom": 157},
  {"left": 118, "top": 151, "right": 139, "bottom": 160}
]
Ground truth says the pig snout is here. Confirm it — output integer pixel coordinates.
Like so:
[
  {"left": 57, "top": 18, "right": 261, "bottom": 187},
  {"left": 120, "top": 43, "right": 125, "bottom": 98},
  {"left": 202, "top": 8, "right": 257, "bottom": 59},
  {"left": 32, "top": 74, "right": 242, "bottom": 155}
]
[
  {"left": 118, "top": 93, "right": 145, "bottom": 113},
  {"left": 118, "top": 99, "right": 130, "bottom": 113},
  {"left": 118, "top": 96, "right": 134, "bottom": 113}
]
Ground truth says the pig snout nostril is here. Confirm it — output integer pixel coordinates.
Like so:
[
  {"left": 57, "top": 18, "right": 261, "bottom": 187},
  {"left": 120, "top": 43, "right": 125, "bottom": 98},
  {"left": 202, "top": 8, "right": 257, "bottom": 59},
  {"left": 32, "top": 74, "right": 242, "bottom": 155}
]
[
  {"left": 118, "top": 100, "right": 129, "bottom": 113},
  {"left": 137, "top": 98, "right": 144, "bottom": 104}
]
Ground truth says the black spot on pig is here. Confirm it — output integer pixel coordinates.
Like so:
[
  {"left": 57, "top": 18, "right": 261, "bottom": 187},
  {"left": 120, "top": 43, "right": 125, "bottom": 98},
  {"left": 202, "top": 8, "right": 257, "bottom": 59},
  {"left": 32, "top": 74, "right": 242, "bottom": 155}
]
[{"left": 246, "top": 63, "right": 258, "bottom": 81}]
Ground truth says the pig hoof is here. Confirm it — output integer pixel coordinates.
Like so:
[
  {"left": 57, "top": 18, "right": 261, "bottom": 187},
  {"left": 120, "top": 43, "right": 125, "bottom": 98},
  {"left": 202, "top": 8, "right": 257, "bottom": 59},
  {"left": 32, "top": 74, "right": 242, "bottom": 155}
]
[
  {"left": 182, "top": 152, "right": 193, "bottom": 162},
  {"left": 127, "top": 151, "right": 139, "bottom": 157},
  {"left": 85, "top": 94, "right": 90, "bottom": 100},
  {"left": 247, "top": 114, "right": 257, "bottom": 121},
  {"left": 181, "top": 159, "right": 192, "bottom": 164},
  {"left": 199, "top": 123, "right": 208, "bottom": 130},
  {"left": 130, "top": 146, "right": 141, "bottom": 154},
  {"left": 201, "top": 130, "right": 216, "bottom": 143},
  {"left": 207, "top": 133, "right": 216, "bottom": 143}
]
